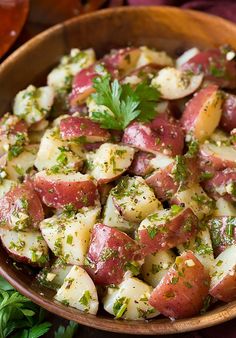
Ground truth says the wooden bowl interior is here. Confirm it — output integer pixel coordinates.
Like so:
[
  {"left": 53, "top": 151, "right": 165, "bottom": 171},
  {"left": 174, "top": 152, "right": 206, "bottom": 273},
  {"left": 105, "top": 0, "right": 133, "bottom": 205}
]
[{"left": 0, "top": 6, "right": 236, "bottom": 334}]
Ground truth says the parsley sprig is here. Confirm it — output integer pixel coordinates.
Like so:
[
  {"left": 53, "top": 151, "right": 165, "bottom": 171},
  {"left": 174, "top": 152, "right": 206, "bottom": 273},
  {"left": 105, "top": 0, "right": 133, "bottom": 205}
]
[
  {"left": 0, "top": 276, "right": 79, "bottom": 338},
  {"left": 0, "top": 277, "right": 51, "bottom": 338},
  {"left": 91, "top": 75, "right": 160, "bottom": 130}
]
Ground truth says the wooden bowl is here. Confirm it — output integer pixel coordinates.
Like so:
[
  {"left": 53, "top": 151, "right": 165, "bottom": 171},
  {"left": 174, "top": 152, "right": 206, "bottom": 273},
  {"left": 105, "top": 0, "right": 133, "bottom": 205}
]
[{"left": 0, "top": 6, "right": 236, "bottom": 335}]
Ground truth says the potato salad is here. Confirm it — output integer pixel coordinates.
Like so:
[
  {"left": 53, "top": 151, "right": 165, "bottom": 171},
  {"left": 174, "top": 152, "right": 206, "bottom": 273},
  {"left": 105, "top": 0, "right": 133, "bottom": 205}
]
[{"left": 0, "top": 45, "right": 236, "bottom": 320}]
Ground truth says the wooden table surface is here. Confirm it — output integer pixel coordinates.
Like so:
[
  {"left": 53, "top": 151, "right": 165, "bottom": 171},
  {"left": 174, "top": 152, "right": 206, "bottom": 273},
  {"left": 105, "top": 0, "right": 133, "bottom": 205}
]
[{"left": 1, "top": 1, "right": 236, "bottom": 337}]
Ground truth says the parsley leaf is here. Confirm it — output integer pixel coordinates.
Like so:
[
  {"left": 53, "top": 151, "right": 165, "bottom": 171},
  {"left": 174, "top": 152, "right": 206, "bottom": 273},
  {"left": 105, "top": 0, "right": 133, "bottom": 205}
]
[
  {"left": 54, "top": 321, "right": 78, "bottom": 338},
  {"left": 91, "top": 75, "right": 160, "bottom": 130},
  {"left": 0, "top": 276, "right": 51, "bottom": 338}
]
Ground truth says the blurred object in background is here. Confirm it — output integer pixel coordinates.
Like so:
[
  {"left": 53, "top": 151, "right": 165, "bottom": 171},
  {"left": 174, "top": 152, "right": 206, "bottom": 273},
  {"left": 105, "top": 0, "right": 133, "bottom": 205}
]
[
  {"left": 0, "top": 0, "right": 29, "bottom": 58},
  {"left": 20, "top": 0, "right": 106, "bottom": 42},
  {"left": 127, "top": 0, "right": 236, "bottom": 23},
  {"left": 0, "top": 0, "right": 106, "bottom": 58}
]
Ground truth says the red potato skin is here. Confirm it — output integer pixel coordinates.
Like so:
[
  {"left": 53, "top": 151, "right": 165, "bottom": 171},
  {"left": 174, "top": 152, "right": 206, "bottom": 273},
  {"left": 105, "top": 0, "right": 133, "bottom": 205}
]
[
  {"left": 103, "top": 47, "right": 140, "bottom": 74},
  {"left": 202, "top": 169, "right": 236, "bottom": 203},
  {"left": 146, "top": 157, "right": 199, "bottom": 201},
  {"left": 150, "top": 114, "right": 184, "bottom": 156},
  {"left": 34, "top": 174, "right": 98, "bottom": 209},
  {"left": 208, "top": 216, "right": 236, "bottom": 256},
  {"left": 180, "top": 84, "right": 218, "bottom": 133},
  {"left": 128, "top": 151, "right": 155, "bottom": 177},
  {"left": 181, "top": 48, "right": 236, "bottom": 89},
  {"left": 83, "top": 142, "right": 103, "bottom": 152},
  {"left": 59, "top": 116, "right": 110, "bottom": 142},
  {"left": 138, "top": 208, "right": 198, "bottom": 255},
  {"left": 146, "top": 163, "right": 178, "bottom": 201},
  {"left": 0, "top": 114, "right": 27, "bottom": 136},
  {"left": 122, "top": 119, "right": 184, "bottom": 157},
  {"left": 198, "top": 146, "right": 236, "bottom": 171},
  {"left": 149, "top": 251, "right": 210, "bottom": 319},
  {"left": 1, "top": 243, "right": 48, "bottom": 268},
  {"left": 0, "top": 182, "right": 44, "bottom": 229},
  {"left": 69, "top": 64, "right": 97, "bottom": 107},
  {"left": 220, "top": 94, "right": 236, "bottom": 132},
  {"left": 210, "top": 270, "right": 236, "bottom": 302},
  {"left": 69, "top": 59, "right": 118, "bottom": 107},
  {"left": 85, "top": 223, "right": 141, "bottom": 285}
]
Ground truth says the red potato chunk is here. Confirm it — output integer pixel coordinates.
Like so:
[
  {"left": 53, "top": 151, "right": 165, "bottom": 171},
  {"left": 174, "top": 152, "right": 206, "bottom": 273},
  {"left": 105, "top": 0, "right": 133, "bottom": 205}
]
[
  {"left": 128, "top": 151, "right": 155, "bottom": 177},
  {"left": 34, "top": 171, "right": 98, "bottom": 209},
  {"left": 199, "top": 141, "right": 236, "bottom": 171},
  {"left": 203, "top": 169, "right": 236, "bottom": 203},
  {"left": 69, "top": 64, "right": 97, "bottom": 106},
  {"left": 69, "top": 56, "right": 119, "bottom": 107},
  {"left": 146, "top": 156, "right": 200, "bottom": 201},
  {"left": 181, "top": 47, "right": 236, "bottom": 89},
  {"left": 0, "top": 229, "right": 49, "bottom": 267},
  {"left": 121, "top": 63, "right": 161, "bottom": 87},
  {"left": 103, "top": 47, "right": 141, "bottom": 76},
  {"left": 208, "top": 216, "right": 236, "bottom": 256},
  {"left": 59, "top": 116, "right": 110, "bottom": 143},
  {"left": 181, "top": 85, "right": 223, "bottom": 141},
  {"left": 122, "top": 118, "right": 184, "bottom": 157},
  {"left": 0, "top": 182, "right": 44, "bottom": 231},
  {"left": 210, "top": 245, "right": 236, "bottom": 302},
  {"left": 151, "top": 67, "right": 203, "bottom": 100},
  {"left": 86, "top": 143, "right": 135, "bottom": 184},
  {"left": 138, "top": 206, "right": 198, "bottom": 255},
  {"left": 85, "top": 223, "right": 141, "bottom": 285},
  {"left": 0, "top": 113, "right": 28, "bottom": 156},
  {"left": 149, "top": 251, "right": 210, "bottom": 319},
  {"left": 0, "top": 113, "right": 27, "bottom": 136},
  {"left": 220, "top": 93, "right": 236, "bottom": 132}
]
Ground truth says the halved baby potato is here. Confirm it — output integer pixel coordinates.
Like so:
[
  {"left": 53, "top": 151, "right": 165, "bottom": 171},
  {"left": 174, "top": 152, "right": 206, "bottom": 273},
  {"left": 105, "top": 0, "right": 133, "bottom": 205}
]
[
  {"left": 151, "top": 67, "right": 203, "bottom": 100},
  {"left": 103, "top": 277, "right": 158, "bottom": 320},
  {"left": 55, "top": 265, "right": 99, "bottom": 314}
]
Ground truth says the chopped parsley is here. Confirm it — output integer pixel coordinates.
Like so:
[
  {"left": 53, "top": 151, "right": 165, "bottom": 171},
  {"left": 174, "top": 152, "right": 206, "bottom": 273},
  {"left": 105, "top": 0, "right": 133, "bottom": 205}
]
[
  {"left": 79, "top": 290, "right": 91, "bottom": 309},
  {"left": 124, "top": 261, "right": 140, "bottom": 276},
  {"left": 113, "top": 297, "right": 129, "bottom": 318},
  {"left": 172, "top": 156, "right": 188, "bottom": 185},
  {"left": 91, "top": 74, "right": 160, "bottom": 130},
  {"left": 63, "top": 203, "right": 77, "bottom": 217}
]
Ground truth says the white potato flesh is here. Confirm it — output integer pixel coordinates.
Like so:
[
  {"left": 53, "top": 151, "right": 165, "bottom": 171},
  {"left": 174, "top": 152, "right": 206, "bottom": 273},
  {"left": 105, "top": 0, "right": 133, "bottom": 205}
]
[
  {"left": 174, "top": 184, "right": 214, "bottom": 220},
  {"left": 111, "top": 176, "right": 161, "bottom": 222},
  {"left": 35, "top": 128, "right": 84, "bottom": 171},
  {"left": 103, "top": 277, "right": 158, "bottom": 320},
  {"left": 176, "top": 47, "right": 200, "bottom": 68},
  {"left": 151, "top": 67, "right": 203, "bottom": 100},
  {"left": 141, "top": 250, "right": 176, "bottom": 287},
  {"left": 0, "top": 179, "right": 16, "bottom": 198},
  {"left": 177, "top": 228, "right": 214, "bottom": 274},
  {"left": 0, "top": 229, "right": 48, "bottom": 265},
  {"left": 200, "top": 142, "right": 236, "bottom": 166},
  {"left": 13, "top": 85, "right": 54, "bottom": 125},
  {"left": 5, "top": 144, "right": 38, "bottom": 181},
  {"left": 214, "top": 198, "right": 236, "bottom": 217},
  {"left": 87, "top": 143, "right": 135, "bottom": 183},
  {"left": 55, "top": 265, "right": 98, "bottom": 315},
  {"left": 136, "top": 46, "right": 173, "bottom": 68},
  {"left": 103, "top": 194, "right": 135, "bottom": 233},
  {"left": 40, "top": 207, "right": 100, "bottom": 265},
  {"left": 210, "top": 245, "right": 236, "bottom": 289},
  {"left": 209, "top": 129, "right": 229, "bottom": 144},
  {"left": 47, "top": 48, "right": 96, "bottom": 93},
  {"left": 193, "top": 91, "right": 223, "bottom": 141},
  {"left": 149, "top": 153, "right": 174, "bottom": 170},
  {"left": 87, "top": 97, "right": 113, "bottom": 120}
]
